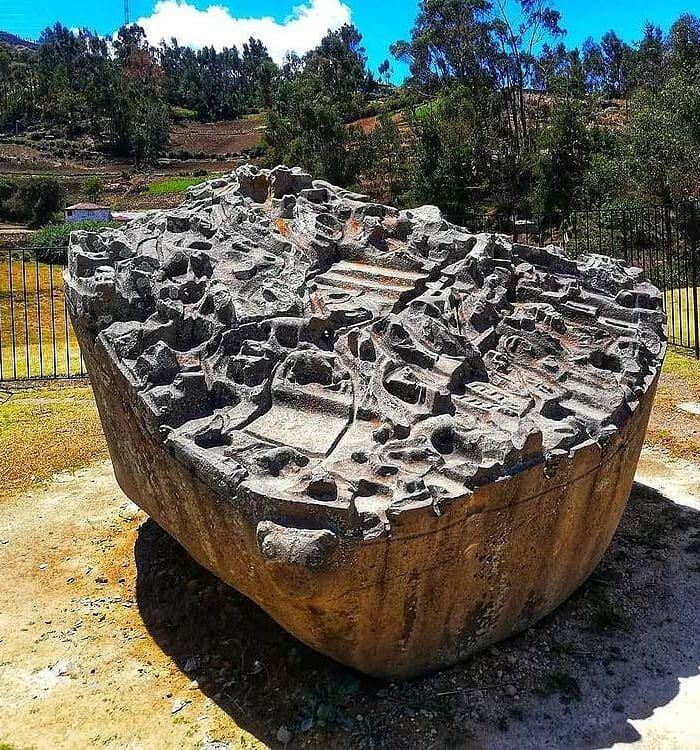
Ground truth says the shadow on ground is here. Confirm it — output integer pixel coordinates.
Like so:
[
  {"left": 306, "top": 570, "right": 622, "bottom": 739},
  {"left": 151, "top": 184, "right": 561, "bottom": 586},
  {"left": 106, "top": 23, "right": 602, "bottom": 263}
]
[{"left": 135, "top": 483, "right": 700, "bottom": 749}]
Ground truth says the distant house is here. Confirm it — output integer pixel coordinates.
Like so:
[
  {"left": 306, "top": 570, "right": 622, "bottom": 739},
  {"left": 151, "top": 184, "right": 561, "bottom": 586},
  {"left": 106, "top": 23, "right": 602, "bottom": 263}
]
[{"left": 65, "top": 203, "right": 112, "bottom": 222}]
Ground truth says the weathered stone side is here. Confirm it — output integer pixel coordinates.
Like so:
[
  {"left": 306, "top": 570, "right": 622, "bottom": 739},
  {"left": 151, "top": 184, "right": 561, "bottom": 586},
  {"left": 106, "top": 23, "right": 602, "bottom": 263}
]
[{"left": 65, "top": 165, "right": 665, "bottom": 678}]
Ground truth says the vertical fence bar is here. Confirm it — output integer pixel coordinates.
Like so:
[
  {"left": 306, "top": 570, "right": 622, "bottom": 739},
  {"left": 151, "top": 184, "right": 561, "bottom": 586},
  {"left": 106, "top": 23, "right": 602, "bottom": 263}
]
[
  {"left": 63, "top": 277, "right": 70, "bottom": 376},
  {"left": 0, "top": 251, "right": 3, "bottom": 381},
  {"left": 0, "top": 260, "right": 3, "bottom": 381},
  {"left": 49, "top": 260, "right": 57, "bottom": 378},
  {"left": 35, "top": 257, "right": 44, "bottom": 379},
  {"left": 21, "top": 246, "right": 30, "bottom": 378},
  {"left": 660, "top": 205, "right": 672, "bottom": 343},
  {"left": 683, "top": 204, "right": 692, "bottom": 350},
  {"left": 8, "top": 249, "right": 17, "bottom": 380},
  {"left": 678, "top": 204, "right": 686, "bottom": 347},
  {"left": 667, "top": 205, "right": 676, "bottom": 346},
  {"left": 691, "top": 203, "right": 700, "bottom": 359}
]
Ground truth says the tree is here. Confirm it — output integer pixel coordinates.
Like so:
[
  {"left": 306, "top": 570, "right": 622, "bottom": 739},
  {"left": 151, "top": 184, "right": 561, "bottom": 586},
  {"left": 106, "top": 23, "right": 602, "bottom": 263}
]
[
  {"left": 409, "top": 86, "right": 490, "bottom": 223},
  {"left": 600, "top": 31, "right": 634, "bottom": 98},
  {"left": 264, "top": 25, "right": 373, "bottom": 186},
  {"left": 378, "top": 59, "right": 391, "bottom": 84},
  {"left": 490, "top": 0, "right": 564, "bottom": 151},
  {"left": 390, "top": 0, "right": 496, "bottom": 95},
  {"left": 582, "top": 37, "right": 605, "bottom": 93},
  {"left": 0, "top": 177, "right": 64, "bottom": 226},
  {"left": 81, "top": 176, "right": 103, "bottom": 202},
  {"left": 631, "top": 23, "right": 664, "bottom": 93},
  {"left": 391, "top": 0, "right": 563, "bottom": 158},
  {"left": 364, "top": 111, "right": 412, "bottom": 204},
  {"left": 666, "top": 13, "right": 700, "bottom": 79},
  {"left": 529, "top": 99, "right": 593, "bottom": 220},
  {"left": 622, "top": 75, "right": 700, "bottom": 203}
]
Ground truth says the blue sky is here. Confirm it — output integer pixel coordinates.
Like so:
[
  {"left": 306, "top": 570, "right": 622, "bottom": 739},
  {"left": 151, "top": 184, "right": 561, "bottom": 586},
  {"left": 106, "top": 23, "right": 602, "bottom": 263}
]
[{"left": 1, "top": 0, "right": 697, "bottom": 79}]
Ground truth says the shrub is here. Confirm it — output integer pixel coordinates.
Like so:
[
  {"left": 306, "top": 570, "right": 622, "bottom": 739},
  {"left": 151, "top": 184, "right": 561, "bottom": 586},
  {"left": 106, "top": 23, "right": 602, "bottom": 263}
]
[
  {"left": 0, "top": 176, "right": 64, "bottom": 227},
  {"left": 171, "top": 106, "right": 196, "bottom": 121},
  {"left": 81, "top": 175, "right": 103, "bottom": 201},
  {"left": 30, "top": 220, "right": 119, "bottom": 263}
]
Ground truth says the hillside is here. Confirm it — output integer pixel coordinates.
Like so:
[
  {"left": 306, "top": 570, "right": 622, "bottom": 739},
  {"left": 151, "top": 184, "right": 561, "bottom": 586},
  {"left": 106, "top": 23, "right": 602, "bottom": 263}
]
[{"left": 0, "top": 30, "right": 37, "bottom": 49}]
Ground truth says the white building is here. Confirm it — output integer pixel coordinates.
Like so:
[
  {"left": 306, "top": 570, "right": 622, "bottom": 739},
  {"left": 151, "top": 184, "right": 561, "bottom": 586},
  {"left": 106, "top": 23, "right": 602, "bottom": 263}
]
[{"left": 65, "top": 203, "right": 112, "bottom": 222}]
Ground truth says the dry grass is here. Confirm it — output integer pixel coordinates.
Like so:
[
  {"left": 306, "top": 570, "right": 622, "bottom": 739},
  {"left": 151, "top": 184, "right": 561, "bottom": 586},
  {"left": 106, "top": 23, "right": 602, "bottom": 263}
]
[
  {"left": 646, "top": 347, "right": 700, "bottom": 462},
  {"left": 0, "top": 379, "right": 106, "bottom": 498},
  {"left": 0, "top": 259, "right": 83, "bottom": 380}
]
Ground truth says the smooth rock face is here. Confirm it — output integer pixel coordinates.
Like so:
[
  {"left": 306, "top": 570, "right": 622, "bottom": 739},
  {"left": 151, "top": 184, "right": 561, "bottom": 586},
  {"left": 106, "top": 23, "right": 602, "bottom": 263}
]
[{"left": 65, "top": 164, "right": 666, "bottom": 678}]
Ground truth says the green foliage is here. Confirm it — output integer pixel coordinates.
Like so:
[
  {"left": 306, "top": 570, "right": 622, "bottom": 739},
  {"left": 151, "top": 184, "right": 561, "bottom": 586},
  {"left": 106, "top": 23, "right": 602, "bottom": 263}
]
[
  {"left": 80, "top": 175, "right": 103, "bottom": 201},
  {"left": 529, "top": 100, "right": 594, "bottom": 219},
  {"left": 621, "top": 76, "right": 700, "bottom": 203},
  {"left": 30, "top": 219, "right": 119, "bottom": 263},
  {"left": 390, "top": 5, "right": 700, "bottom": 218},
  {"left": 364, "top": 111, "right": 412, "bottom": 205},
  {"left": 0, "top": 177, "right": 64, "bottom": 227},
  {"left": 3, "top": 7, "right": 700, "bottom": 216},
  {"left": 147, "top": 176, "right": 208, "bottom": 195},
  {"left": 170, "top": 106, "right": 196, "bottom": 121},
  {"left": 264, "top": 25, "right": 375, "bottom": 187},
  {"left": 160, "top": 38, "right": 276, "bottom": 120},
  {"left": 410, "top": 86, "right": 489, "bottom": 223},
  {"left": 0, "top": 23, "right": 171, "bottom": 165}
]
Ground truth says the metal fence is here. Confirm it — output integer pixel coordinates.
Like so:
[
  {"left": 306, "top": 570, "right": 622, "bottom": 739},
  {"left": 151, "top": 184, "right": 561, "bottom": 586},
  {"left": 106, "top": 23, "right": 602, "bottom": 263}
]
[
  {"left": 468, "top": 201, "right": 700, "bottom": 357},
  {"left": 0, "top": 202, "right": 698, "bottom": 382},
  {"left": 0, "top": 247, "right": 85, "bottom": 381}
]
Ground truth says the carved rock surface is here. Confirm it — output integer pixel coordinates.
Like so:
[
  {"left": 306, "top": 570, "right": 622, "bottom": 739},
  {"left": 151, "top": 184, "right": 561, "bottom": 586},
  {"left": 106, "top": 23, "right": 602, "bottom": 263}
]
[{"left": 65, "top": 165, "right": 665, "bottom": 678}]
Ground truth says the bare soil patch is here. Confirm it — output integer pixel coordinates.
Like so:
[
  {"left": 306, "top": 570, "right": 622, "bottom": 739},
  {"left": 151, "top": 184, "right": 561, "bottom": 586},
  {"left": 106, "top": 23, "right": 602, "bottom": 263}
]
[
  {"left": 0, "top": 458, "right": 697, "bottom": 749},
  {"left": 0, "top": 350, "right": 699, "bottom": 748},
  {"left": 169, "top": 117, "right": 264, "bottom": 156},
  {"left": 646, "top": 348, "right": 700, "bottom": 463}
]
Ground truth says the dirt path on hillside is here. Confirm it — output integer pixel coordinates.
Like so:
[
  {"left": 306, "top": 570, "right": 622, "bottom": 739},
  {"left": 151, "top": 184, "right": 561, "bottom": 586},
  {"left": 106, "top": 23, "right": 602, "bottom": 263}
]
[{"left": 0, "top": 452, "right": 698, "bottom": 750}]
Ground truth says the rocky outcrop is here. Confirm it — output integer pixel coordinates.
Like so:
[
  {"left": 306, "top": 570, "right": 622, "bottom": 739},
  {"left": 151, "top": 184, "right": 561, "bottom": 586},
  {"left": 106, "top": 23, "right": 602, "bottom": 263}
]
[{"left": 65, "top": 165, "right": 665, "bottom": 678}]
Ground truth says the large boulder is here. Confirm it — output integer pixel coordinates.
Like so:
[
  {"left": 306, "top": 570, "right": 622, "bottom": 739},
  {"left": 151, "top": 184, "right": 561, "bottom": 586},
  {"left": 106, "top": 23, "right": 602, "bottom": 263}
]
[{"left": 65, "top": 164, "right": 665, "bottom": 679}]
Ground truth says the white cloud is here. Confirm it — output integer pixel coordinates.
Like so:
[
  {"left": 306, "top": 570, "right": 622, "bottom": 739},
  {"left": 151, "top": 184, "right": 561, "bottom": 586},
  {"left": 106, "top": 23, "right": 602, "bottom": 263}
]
[{"left": 134, "top": 0, "right": 352, "bottom": 63}]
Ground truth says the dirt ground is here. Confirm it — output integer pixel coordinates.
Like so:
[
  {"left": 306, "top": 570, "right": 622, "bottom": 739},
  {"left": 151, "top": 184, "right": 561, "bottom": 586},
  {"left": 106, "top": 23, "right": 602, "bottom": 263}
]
[
  {"left": 169, "top": 117, "right": 264, "bottom": 156},
  {"left": 0, "top": 114, "right": 265, "bottom": 184},
  {"left": 0, "top": 351, "right": 698, "bottom": 749}
]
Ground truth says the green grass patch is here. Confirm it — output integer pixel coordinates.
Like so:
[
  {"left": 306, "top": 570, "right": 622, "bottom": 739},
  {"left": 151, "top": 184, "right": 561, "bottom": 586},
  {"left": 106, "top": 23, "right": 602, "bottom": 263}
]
[
  {"left": 30, "top": 220, "right": 119, "bottom": 263},
  {"left": 242, "top": 112, "right": 267, "bottom": 125},
  {"left": 147, "top": 176, "right": 208, "bottom": 196},
  {"left": 663, "top": 345, "right": 699, "bottom": 378},
  {"left": 171, "top": 106, "right": 196, "bottom": 121}
]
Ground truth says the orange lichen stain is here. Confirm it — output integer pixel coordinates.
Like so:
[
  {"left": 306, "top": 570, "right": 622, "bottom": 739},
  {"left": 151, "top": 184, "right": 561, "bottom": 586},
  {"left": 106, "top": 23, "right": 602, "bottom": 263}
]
[
  {"left": 345, "top": 218, "right": 362, "bottom": 237},
  {"left": 274, "top": 218, "right": 289, "bottom": 237}
]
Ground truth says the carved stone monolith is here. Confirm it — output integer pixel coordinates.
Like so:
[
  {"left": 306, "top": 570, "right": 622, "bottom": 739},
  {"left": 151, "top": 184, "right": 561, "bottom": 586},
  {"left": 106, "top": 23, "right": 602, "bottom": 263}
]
[{"left": 65, "top": 165, "right": 665, "bottom": 679}]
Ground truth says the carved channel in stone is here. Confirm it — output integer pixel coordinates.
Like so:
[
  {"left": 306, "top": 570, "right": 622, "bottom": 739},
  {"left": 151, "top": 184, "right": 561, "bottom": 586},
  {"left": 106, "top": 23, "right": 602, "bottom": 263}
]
[{"left": 65, "top": 164, "right": 666, "bottom": 678}]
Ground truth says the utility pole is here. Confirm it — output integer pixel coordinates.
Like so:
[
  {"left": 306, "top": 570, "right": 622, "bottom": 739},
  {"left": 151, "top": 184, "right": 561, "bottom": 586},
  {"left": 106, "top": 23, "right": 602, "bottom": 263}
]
[{"left": 124, "top": 0, "right": 130, "bottom": 26}]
